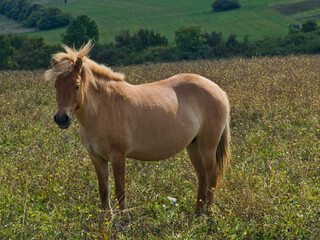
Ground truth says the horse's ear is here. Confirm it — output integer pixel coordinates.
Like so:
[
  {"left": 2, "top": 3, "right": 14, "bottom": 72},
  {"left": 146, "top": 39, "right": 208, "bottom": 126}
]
[
  {"left": 51, "top": 58, "right": 58, "bottom": 66},
  {"left": 75, "top": 58, "right": 83, "bottom": 72}
]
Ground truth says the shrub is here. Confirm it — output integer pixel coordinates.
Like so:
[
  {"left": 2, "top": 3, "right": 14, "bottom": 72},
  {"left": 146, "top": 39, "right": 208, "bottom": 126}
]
[
  {"left": 212, "top": 0, "right": 241, "bottom": 12},
  {"left": 301, "top": 20, "right": 318, "bottom": 33},
  {"left": 139, "top": 45, "right": 176, "bottom": 63}
]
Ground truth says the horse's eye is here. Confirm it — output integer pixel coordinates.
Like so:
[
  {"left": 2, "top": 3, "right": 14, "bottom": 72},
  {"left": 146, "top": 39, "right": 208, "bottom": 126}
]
[{"left": 75, "top": 85, "right": 80, "bottom": 90}]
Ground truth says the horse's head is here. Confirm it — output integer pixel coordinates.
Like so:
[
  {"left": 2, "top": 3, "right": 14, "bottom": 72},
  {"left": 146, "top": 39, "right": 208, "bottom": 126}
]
[
  {"left": 46, "top": 40, "right": 124, "bottom": 129},
  {"left": 52, "top": 57, "right": 84, "bottom": 129},
  {"left": 45, "top": 41, "right": 93, "bottom": 129}
]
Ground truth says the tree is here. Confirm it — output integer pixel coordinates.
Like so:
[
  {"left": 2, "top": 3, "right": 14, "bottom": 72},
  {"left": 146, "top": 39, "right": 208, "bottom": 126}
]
[
  {"left": 115, "top": 29, "right": 132, "bottom": 49},
  {"left": 212, "top": 0, "right": 241, "bottom": 12},
  {"left": 61, "top": 15, "right": 99, "bottom": 48},
  {"left": 226, "top": 34, "right": 241, "bottom": 55},
  {"left": 14, "top": 36, "right": 53, "bottom": 70},
  {"left": 35, "top": 7, "right": 72, "bottom": 30},
  {"left": 203, "top": 30, "right": 223, "bottom": 47},
  {"left": 174, "top": 25, "right": 204, "bottom": 51},
  {"left": 115, "top": 29, "right": 168, "bottom": 52},
  {"left": 301, "top": 20, "right": 318, "bottom": 33},
  {"left": 132, "top": 29, "right": 168, "bottom": 52}
]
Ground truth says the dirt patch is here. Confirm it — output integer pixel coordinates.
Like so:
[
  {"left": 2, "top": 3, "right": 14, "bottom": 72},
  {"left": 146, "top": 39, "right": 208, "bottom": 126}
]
[
  {"left": 272, "top": 0, "right": 320, "bottom": 15},
  {"left": 296, "top": 13, "right": 320, "bottom": 21},
  {"left": 0, "top": 14, "right": 38, "bottom": 34}
]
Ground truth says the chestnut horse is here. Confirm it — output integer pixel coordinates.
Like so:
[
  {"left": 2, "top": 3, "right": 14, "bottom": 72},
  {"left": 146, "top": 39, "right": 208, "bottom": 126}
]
[{"left": 45, "top": 41, "right": 231, "bottom": 218}]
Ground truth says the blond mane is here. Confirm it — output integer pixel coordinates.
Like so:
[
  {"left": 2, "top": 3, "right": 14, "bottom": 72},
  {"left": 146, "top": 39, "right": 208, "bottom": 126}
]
[{"left": 45, "top": 41, "right": 125, "bottom": 90}]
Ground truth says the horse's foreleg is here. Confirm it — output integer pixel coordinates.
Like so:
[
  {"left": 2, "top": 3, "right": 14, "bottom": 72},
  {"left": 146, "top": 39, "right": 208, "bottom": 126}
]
[
  {"left": 90, "top": 154, "right": 111, "bottom": 212},
  {"left": 187, "top": 142, "right": 207, "bottom": 214},
  {"left": 199, "top": 147, "right": 219, "bottom": 207},
  {"left": 110, "top": 153, "right": 130, "bottom": 220}
]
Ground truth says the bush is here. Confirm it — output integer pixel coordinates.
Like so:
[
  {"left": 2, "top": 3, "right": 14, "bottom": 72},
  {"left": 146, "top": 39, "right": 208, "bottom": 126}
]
[
  {"left": 212, "top": 0, "right": 241, "bottom": 12},
  {"left": 301, "top": 20, "right": 318, "bottom": 33},
  {"left": 139, "top": 46, "right": 176, "bottom": 63}
]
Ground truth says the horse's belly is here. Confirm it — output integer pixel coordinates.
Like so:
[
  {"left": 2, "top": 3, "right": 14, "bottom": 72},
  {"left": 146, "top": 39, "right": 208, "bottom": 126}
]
[
  {"left": 127, "top": 141, "right": 187, "bottom": 161},
  {"left": 127, "top": 124, "right": 198, "bottom": 161}
]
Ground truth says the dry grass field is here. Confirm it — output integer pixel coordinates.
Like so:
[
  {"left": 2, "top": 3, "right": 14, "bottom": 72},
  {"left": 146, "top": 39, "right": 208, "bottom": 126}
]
[{"left": 0, "top": 55, "right": 319, "bottom": 239}]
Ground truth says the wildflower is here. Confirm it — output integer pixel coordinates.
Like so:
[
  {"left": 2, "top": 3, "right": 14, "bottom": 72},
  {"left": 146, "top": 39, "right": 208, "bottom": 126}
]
[{"left": 167, "top": 196, "right": 177, "bottom": 205}]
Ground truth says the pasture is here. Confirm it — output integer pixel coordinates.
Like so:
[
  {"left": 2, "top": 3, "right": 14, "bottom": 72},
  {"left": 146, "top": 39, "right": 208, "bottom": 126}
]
[
  {"left": 30, "top": 0, "right": 295, "bottom": 44},
  {"left": 0, "top": 56, "right": 320, "bottom": 239}
]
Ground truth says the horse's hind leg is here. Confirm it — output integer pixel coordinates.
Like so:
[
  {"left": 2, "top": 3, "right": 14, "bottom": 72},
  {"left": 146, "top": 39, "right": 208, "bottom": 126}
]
[{"left": 187, "top": 141, "right": 207, "bottom": 214}]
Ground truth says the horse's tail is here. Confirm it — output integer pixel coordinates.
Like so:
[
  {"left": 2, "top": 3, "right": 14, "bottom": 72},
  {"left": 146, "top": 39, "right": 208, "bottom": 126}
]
[{"left": 216, "top": 119, "right": 231, "bottom": 185}]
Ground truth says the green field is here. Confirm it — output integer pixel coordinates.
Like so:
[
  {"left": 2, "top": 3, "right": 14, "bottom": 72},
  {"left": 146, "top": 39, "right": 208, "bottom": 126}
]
[
  {"left": 27, "top": 0, "right": 300, "bottom": 44},
  {"left": 1, "top": 56, "right": 319, "bottom": 239}
]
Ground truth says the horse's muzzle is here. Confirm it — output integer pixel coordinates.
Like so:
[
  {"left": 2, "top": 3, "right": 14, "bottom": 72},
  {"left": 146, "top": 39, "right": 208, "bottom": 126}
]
[{"left": 54, "top": 113, "right": 72, "bottom": 129}]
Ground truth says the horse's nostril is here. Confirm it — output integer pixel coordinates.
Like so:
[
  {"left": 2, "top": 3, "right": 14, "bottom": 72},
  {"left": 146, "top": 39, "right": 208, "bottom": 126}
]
[
  {"left": 54, "top": 114, "right": 58, "bottom": 124},
  {"left": 64, "top": 115, "right": 69, "bottom": 123}
]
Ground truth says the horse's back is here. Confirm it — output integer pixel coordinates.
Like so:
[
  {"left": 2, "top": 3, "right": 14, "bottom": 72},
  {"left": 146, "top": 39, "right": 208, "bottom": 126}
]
[{"left": 166, "top": 73, "right": 229, "bottom": 118}]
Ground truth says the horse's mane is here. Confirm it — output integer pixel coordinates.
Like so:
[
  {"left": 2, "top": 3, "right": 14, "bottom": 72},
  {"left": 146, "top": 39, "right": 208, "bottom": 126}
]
[{"left": 45, "top": 41, "right": 125, "bottom": 90}]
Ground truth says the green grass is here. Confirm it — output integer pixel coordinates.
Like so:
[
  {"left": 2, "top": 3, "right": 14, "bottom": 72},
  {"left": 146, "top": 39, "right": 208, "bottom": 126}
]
[
  {"left": 1, "top": 56, "right": 320, "bottom": 239},
  {"left": 26, "top": 0, "right": 297, "bottom": 44}
]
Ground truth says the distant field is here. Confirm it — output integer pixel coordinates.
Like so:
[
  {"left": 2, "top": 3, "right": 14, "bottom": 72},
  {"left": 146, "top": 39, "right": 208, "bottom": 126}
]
[
  {"left": 1, "top": 56, "right": 319, "bottom": 238},
  {"left": 26, "top": 0, "right": 298, "bottom": 44}
]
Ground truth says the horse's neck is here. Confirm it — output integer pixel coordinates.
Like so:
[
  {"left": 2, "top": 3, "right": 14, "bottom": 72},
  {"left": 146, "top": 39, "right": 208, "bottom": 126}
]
[
  {"left": 75, "top": 84, "right": 104, "bottom": 129},
  {"left": 75, "top": 81, "right": 127, "bottom": 130}
]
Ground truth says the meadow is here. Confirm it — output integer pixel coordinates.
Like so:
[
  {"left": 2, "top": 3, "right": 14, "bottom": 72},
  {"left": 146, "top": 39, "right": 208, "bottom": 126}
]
[
  {"left": 0, "top": 55, "right": 320, "bottom": 239},
  {"left": 30, "top": 0, "right": 295, "bottom": 44}
]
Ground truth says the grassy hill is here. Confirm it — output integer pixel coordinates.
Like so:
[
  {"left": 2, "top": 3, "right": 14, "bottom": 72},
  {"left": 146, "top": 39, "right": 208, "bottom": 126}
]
[
  {"left": 1, "top": 56, "right": 319, "bottom": 239},
  {"left": 26, "top": 0, "right": 302, "bottom": 44}
]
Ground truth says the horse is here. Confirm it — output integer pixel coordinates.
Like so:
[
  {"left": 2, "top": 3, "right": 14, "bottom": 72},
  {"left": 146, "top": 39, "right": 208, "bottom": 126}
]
[{"left": 45, "top": 41, "right": 231, "bottom": 219}]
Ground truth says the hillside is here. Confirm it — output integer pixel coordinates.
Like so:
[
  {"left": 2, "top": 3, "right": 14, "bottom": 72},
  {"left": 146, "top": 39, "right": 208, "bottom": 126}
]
[
  {"left": 26, "top": 0, "right": 303, "bottom": 44},
  {"left": 1, "top": 56, "right": 319, "bottom": 238}
]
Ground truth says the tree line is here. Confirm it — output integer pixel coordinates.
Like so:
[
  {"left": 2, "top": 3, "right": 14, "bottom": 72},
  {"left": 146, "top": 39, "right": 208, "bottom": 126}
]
[
  {"left": 0, "top": 0, "right": 71, "bottom": 30},
  {"left": 0, "top": 15, "right": 320, "bottom": 70}
]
